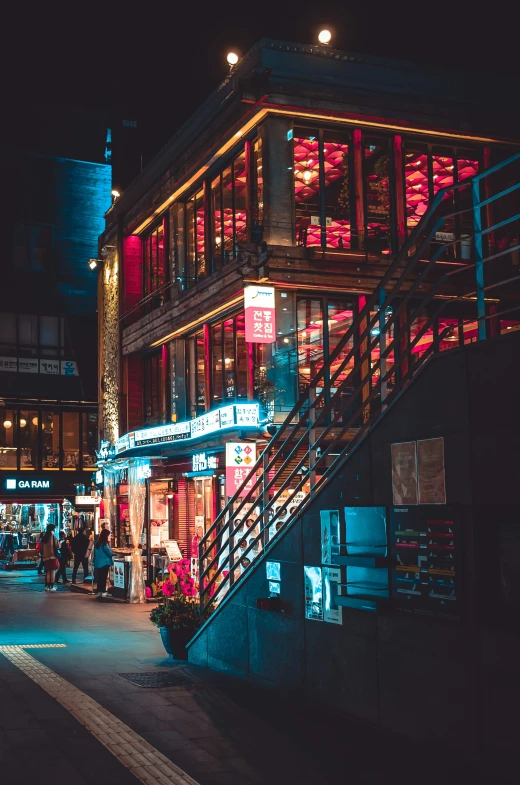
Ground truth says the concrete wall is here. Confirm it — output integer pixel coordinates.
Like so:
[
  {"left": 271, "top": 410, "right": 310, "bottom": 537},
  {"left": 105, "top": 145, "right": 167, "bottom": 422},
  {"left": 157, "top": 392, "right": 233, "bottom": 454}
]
[{"left": 189, "top": 331, "right": 520, "bottom": 769}]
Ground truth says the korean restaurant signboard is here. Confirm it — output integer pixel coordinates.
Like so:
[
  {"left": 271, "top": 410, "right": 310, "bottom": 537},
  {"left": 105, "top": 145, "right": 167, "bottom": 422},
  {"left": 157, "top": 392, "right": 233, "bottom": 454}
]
[
  {"left": 244, "top": 285, "right": 276, "bottom": 343},
  {"left": 113, "top": 403, "right": 260, "bottom": 457},
  {"left": 225, "top": 442, "right": 257, "bottom": 497}
]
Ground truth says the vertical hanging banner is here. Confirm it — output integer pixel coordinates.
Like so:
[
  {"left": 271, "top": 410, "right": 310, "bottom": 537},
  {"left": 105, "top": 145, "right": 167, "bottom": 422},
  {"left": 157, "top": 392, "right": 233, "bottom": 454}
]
[
  {"left": 226, "top": 442, "right": 257, "bottom": 497},
  {"left": 244, "top": 285, "right": 276, "bottom": 343}
]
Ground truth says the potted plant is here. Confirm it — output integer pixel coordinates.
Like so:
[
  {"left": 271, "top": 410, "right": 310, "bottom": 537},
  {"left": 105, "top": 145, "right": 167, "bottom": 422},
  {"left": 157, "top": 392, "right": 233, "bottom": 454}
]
[{"left": 148, "top": 558, "right": 200, "bottom": 659}]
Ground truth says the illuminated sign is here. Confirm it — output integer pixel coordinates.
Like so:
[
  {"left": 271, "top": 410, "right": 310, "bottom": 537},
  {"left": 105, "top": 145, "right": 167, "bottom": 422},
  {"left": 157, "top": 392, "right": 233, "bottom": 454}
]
[
  {"left": 244, "top": 285, "right": 276, "bottom": 343},
  {"left": 0, "top": 358, "right": 78, "bottom": 375},
  {"left": 135, "top": 462, "right": 151, "bottom": 480},
  {"left": 96, "top": 440, "right": 114, "bottom": 462},
  {"left": 114, "top": 403, "right": 259, "bottom": 456},
  {"left": 75, "top": 496, "right": 101, "bottom": 506},
  {"left": 4, "top": 478, "right": 51, "bottom": 491},
  {"left": 225, "top": 442, "right": 257, "bottom": 497},
  {"left": 192, "top": 453, "right": 218, "bottom": 472}
]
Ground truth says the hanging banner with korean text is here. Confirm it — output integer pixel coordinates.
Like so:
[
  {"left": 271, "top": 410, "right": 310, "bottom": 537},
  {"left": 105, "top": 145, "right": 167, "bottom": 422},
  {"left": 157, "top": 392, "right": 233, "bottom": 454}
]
[
  {"left": 225, "top": 442, "right": 257, "bottom": 497},
  {"left": 244, "top": 285, "right": 276, "bottom": 343}
]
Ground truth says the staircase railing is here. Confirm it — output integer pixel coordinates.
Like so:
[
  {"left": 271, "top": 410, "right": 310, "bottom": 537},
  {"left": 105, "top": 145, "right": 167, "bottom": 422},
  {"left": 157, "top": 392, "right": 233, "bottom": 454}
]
[{"left": 199, "top": 151, "right": 520, "bottom": 616}]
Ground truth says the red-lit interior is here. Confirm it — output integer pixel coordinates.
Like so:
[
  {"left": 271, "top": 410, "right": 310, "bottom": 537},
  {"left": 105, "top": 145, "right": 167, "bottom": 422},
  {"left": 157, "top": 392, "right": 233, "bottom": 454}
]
[
  {"left": 294, "top": 138, "right": 351, "bottom": 248},
  {"left": 404, "top": 154, "right": 478, "bottom": 229}
]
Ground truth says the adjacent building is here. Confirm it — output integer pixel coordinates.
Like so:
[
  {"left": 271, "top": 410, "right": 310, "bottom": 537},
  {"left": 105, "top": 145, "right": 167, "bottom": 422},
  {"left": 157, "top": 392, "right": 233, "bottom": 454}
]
[
  {"left": 96, "top": 38, "right": 519, "bottom": 576},
  {"left": 0, "top": 150, "right": 111, "bottom": 542}
]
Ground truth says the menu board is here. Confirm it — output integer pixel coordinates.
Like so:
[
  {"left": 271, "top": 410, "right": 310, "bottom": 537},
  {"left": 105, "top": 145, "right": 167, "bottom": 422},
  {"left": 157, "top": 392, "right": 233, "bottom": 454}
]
[{"left": 389, "top": 506, "right": 458, "bottom": 618}]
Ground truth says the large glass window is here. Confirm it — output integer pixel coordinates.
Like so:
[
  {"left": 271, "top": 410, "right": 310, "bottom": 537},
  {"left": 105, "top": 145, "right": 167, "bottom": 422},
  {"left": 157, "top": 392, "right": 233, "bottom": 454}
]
[
  {"left": 210, "top": 147, "right": 248, "bottom": 272},
  {"left": 210, "top": 314, "right": 248, "bottom": 409},
  {"left": 188, "top": 314, "right": 248, "bottom": 415},
  {"left": 62, "top": 412, "right": 79, "bottom": 470},
  {"left": 185, "top": 190, "right": 206, "bottom": 288},
  {"left": 364, "top": 138, "right": 391, "bottom": 253},
  {"left": 404, "top": 143, "right": 479, "bottom": 234},
  {"left": 20, "top": 411, "right": 38, "bottom": 469},
  {"left": 42, "top": 411, "right": 60, "bottom": 469},
  {"left": 144, "top": 222, "right": 167, "bottom": 301},
  {"left": 294, "top": 129, "right": 352, "bottom": 249},
  {"left": 81, "top": 412, "right": 98, "bottom": 469},
  {"left": 144, "top": 351, "right": 166, "bottom": 425},
  {"left": 187, "top": 331, "right": 206, "bottom": 418},
  {"left": 211, "top": 175, "right": 223, "bottom": 272},
  {"left": 212, "top": 323, "right": 224, "bottom": 405},
  {"left": 253, "top": 138, "right": 264, "bottom": 226},
  {"left": 0, "top": 410, "right": 17, "bottom": 469},
  {"left": 297, "top": 296, "right": 356, "bottom": 416}
]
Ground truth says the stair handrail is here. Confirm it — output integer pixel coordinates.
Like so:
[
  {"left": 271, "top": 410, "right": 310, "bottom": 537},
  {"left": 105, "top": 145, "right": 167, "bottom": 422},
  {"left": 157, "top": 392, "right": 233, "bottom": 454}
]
[{"left": 199, "top": 150, "right": 520, "bottom": 612}]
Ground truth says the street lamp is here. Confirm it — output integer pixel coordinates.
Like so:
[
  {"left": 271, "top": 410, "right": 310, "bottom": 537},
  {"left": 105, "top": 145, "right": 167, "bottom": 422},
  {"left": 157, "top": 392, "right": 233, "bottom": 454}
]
[
  {"left": 227, "top": 52, "right": 239, "bottom": 69},
  {"left": 318, "top": 29, "right": 332, "bottom": 45}
]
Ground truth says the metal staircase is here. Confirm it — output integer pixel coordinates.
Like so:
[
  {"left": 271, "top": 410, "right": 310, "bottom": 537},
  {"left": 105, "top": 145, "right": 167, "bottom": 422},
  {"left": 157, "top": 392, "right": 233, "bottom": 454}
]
[{"left": 198, "top": 151, "right": 520, "bottom": 617}]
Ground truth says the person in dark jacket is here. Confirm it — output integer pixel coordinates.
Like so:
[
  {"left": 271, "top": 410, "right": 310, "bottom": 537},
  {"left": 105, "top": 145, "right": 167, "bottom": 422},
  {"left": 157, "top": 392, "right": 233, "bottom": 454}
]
[
  {"left": 71, "top": 528, "right": 90, "bottom": 583},
  {"left": 55, "top": 530, "right": 71, "bottom": 584}
]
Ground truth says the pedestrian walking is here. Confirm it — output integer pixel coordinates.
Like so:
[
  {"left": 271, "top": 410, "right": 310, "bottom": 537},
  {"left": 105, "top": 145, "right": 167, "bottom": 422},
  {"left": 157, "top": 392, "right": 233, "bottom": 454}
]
[
  {"left": 40, "top": 524, "right": 59, "bottom": 592},
  {"left": 55, "top": 530, "right": 72, "bottom": 584},
  {"left": 71, "top": 527, "right": 90, "bottom": 583},
  {"left": 93, "top": 528, "right": 113, "bottom": 599}
]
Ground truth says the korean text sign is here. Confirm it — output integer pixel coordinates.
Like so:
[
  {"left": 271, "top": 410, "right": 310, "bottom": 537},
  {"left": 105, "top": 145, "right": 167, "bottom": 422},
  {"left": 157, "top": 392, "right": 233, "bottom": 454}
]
[
  {"left": 225, "top": 442, "right": 257, "bottom": 497},
  {"left": 244, "top": 285, "right": 276, "bottom": 344}
]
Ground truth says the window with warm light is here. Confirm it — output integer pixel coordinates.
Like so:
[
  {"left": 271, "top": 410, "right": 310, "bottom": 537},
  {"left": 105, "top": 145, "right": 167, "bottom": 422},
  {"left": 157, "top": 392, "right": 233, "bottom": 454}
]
[
  {"left": 364, "top": 138, "right": 391, "bottom": 254},
  {"left": 297, "top": 296, "right": 355, "bottom": 416},
  {"left": 404, "top": 142, "right": 479, "bottom": 253},
  {"left": 0, "top": 409, "right": 16, "bottom": 470},
  {"left": 187, "top": 330, "right": 206, "bottom": 418},
  {"left": 62, "top": 412, "right": 79, "bottom": 470},
  {"left": 143, "top": 350, "right": 167, "bottom": 426},
  {"left": 294, "top": 128, "right": 352, "bottom": 250},
  {"left": 81, "top": 412, "right": 98, "bottom": 469},
  {"left": 211, "top": 314, "right": 248, "bottom": 408},
  {"left": 143, "top": 221, "right": 167, "bottom": 302},
  {"left": 42, "top": 411, "right": 60, "bottom": 469},
  {"left": 20, "top": 411, "right": 38, "bottom": 469}
]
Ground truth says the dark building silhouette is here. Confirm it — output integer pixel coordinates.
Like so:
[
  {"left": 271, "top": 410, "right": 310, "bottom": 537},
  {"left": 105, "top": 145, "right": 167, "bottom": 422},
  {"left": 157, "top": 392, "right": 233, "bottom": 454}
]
[{"left": 0, "top": 149, "right": 111, "bottom": 520}]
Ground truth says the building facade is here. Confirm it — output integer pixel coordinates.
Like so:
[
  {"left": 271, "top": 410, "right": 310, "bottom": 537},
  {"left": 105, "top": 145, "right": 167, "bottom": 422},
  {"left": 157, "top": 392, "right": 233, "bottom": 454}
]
[
  {"left": 0, "top": 151, "right": 111, "bottom": 550},
  {"left": 96, "top": 39, "right": 519, "bottom": 583}
]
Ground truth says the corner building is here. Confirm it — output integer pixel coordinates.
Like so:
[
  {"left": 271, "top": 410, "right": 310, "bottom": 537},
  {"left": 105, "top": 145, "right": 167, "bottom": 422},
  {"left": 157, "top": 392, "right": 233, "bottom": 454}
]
[{"left": 97, "top": 40, "right": 519, "bottom": 589}]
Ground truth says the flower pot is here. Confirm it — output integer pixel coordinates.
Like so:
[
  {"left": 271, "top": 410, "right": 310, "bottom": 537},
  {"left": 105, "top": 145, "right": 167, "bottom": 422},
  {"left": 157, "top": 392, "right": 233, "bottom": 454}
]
[{"left": 159, "top": 626, "right": 193, "bottom": 660}]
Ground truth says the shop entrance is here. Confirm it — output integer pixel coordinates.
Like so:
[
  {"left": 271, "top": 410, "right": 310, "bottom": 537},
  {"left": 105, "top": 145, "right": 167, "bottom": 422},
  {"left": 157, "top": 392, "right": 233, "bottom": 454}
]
[{"left": 193, "top": 477, "right": 213, "bottom": 539}]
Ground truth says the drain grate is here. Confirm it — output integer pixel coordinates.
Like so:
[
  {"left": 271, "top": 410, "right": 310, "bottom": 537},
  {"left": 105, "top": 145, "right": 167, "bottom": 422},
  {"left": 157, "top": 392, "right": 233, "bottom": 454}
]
[{"left": 117, "top": 671, "right": 196, "bottom": 688}]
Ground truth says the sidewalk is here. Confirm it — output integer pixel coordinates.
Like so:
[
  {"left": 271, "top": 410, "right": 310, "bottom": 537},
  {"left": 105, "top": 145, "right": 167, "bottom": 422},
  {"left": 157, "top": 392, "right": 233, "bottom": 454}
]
[{"left": 0, "top": 571, "right": 497, "bottom": 785}]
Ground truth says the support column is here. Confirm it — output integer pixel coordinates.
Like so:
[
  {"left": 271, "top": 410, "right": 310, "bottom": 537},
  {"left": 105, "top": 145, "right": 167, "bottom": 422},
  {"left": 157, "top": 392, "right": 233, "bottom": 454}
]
[{"left": 262, "top": 117, "right": 295, "bottom": 246}]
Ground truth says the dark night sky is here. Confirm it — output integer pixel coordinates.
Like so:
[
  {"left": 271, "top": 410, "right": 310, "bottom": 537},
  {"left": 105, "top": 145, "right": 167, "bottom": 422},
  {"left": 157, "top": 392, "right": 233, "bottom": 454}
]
[{"left": 2, "top": 1, "right": 517, "bottom": 165}]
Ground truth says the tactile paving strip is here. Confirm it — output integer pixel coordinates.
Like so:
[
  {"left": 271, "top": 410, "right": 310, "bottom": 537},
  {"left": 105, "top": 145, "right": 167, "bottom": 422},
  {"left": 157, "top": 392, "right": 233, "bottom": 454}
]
[{"left": 0, "top": 645, "right": 200, "bottom": 785}]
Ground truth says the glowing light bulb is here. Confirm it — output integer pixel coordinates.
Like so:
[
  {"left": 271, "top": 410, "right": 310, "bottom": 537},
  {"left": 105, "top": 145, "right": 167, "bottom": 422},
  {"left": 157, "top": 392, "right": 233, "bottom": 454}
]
[
  {"left": 227, "top": 52, "right": 239, "bottom": 66},
  {"left": 3, "top": 420, "right": 12, "bottom": 429},
  {"left": 20, "top": 419, "right": 26, "bottom": 427},
  {"left": 303, "top": 169, "right": 312, "bottom": 183},
  {"left": 318, "top": 29, "right": 332, "bottom": 45},
  {"left": 32, "top": 417, "right": 38, "bottom": 426}
]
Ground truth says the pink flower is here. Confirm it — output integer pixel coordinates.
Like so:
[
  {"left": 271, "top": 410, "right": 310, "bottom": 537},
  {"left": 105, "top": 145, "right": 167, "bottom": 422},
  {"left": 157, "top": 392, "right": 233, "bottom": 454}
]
[
  {"left": 161, "top": 580, "right": 175, "bottom": 597},
  {"left": 145, "top": 586, "right": 152, "bottom": 598}
]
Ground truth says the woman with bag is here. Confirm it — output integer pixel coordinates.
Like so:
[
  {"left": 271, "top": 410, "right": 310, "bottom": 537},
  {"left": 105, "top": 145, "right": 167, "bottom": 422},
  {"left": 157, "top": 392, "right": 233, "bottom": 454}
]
[
  {"left": 93, "top": 528, "right": 113, "bottom": 599},
  {"left": 55, "top": 530, "right": 72, "bottom": 585},
  {"left": 40, "top": 524, "right": 59, "bottom": 592}
]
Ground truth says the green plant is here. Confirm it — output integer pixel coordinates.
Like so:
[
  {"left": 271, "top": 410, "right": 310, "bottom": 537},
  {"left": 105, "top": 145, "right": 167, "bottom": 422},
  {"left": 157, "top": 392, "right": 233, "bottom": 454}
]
[{"left": 149, "top": 595, "right": 200, "bottom": 631}]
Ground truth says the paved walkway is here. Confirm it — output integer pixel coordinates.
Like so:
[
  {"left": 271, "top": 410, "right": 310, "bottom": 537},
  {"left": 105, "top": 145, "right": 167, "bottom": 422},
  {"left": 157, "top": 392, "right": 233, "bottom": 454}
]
[{"left": 0, "top": 569, "right": 494, "bottom": 785}]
